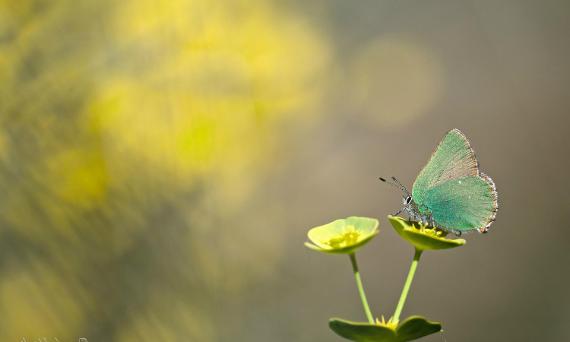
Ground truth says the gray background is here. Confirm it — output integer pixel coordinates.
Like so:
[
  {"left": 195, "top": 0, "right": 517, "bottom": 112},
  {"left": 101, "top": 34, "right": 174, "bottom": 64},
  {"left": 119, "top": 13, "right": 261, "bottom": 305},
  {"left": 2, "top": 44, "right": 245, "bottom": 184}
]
[{"left": 0, "top": 0, "right": 568, "bottom": 341}]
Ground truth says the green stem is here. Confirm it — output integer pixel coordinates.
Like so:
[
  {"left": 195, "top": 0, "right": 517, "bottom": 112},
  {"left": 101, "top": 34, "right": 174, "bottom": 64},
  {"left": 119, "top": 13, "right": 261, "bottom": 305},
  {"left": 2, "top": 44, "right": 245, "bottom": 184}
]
[
  {"left": 349, "top": 253, "right": 374, "bottom": 324},
  {"left": 393, "top": 248, "right": 423, "bottom": 323}
]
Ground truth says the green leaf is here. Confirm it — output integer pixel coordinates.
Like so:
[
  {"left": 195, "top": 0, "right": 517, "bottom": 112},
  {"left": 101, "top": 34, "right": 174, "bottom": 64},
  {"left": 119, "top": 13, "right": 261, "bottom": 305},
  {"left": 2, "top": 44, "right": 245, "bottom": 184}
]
[
  {"left": 329, "top": 318, "right": 397, "bottom": 342},
  {"left": 329, "top": 316, "right": 441, "bottom": 342},
  {"left": 396, "top": 316, "right": 442, "bottom": 342},
  {"left": 305, "top": 217, "right": 379, "bottom": 254},
  {"left": 388, "top": 215, "right": 465, "bottom": 251}
]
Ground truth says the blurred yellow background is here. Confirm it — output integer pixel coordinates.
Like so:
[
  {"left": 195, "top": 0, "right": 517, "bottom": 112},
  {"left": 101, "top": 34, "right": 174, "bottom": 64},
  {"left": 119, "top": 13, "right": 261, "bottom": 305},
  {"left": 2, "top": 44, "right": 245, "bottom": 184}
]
[{"left": 0, "top": 0, "right": 568, "bottom": 341}]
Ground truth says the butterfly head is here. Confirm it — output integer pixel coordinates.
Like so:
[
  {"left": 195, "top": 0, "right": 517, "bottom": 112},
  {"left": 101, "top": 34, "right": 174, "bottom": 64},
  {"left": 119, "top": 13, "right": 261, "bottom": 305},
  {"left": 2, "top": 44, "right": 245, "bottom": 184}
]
[{"left": 400, "top": 194, "right": 419, "bottom": 221}]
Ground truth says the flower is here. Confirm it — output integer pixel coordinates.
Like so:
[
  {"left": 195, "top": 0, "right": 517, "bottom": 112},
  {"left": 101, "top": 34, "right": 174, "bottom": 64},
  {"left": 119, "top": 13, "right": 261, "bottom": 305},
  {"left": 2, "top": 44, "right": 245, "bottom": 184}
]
[
  {"left": 305, "top": 217, "right": 379, "bottom": 254},
  {"left": 329, "top": 315, "right": 442, "bottom": 342},
  {"left": 388, "top": 215, "right": 465, "bottom": 251}
]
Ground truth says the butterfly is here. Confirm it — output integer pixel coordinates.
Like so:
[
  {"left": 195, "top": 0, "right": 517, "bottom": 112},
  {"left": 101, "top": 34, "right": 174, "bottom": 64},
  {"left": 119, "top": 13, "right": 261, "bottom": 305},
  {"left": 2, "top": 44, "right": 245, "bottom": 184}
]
[{"left": 380, "top": 128, "right": 498, "bottom": 235}]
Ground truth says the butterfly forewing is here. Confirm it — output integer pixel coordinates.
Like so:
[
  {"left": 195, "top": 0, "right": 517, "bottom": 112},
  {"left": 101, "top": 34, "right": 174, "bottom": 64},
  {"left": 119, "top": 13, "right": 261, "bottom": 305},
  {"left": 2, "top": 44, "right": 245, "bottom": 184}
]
[{"left": 412, "top": 129, "right": 478, "bottom": 207}]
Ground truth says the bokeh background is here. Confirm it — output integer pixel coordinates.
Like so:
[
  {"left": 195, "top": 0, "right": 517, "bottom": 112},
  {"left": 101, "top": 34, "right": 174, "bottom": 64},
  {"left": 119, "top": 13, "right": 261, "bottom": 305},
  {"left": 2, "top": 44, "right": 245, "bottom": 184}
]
[{"left": 1, "top": 0, "right": 569, "bottom": 341}]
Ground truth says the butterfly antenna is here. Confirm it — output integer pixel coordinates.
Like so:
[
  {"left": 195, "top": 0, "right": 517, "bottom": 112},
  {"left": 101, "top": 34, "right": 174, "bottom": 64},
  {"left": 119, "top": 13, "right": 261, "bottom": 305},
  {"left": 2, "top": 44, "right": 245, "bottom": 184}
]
[
  {"left": 391, "top": 176, "right": 411, "bottom": 197},
  {"left": 379, "top": 176, "right": 411, "bottom": 197},
  {"left": 392, "top": 176, "right": 410, "bottom": 196},
  {"left": 379, "top": 177, "right": 398, "bottom": 189}
]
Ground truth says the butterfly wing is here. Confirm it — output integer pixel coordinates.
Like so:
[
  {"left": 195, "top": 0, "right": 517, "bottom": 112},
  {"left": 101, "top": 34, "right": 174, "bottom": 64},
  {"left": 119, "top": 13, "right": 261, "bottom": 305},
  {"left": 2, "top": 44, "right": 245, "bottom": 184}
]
[
  {"left": 423, "top": 173, "right": 498, "bottom": 233},
  {"left": 412, "top": 129, "right": 498, "bottom": 233},
  {"left": 412, "top": 129, "right": 478, "bottom": 209}
]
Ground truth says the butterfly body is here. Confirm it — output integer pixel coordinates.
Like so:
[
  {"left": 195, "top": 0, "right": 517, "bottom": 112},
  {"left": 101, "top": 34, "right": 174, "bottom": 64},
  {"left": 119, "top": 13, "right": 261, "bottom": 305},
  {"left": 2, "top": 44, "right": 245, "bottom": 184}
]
[{"left": 383, "top": 129, "right": 498, "bottom": 234}]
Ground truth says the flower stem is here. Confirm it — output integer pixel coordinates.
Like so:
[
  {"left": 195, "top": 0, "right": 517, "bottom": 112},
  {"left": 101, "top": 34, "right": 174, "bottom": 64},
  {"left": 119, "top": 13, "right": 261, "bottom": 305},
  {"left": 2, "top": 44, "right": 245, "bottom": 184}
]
[
  {"left": 349, "top": 253, "right": 374, "bottom": 324},
  {"left": 393, "top": 248, "right": 423, "bottom": 323}
]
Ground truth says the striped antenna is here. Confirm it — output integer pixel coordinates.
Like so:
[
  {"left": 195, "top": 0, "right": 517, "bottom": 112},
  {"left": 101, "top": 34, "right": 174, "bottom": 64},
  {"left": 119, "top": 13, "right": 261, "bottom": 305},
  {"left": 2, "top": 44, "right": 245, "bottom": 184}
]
[{"left": 379, "top": 176, "right": 411, "bottom": 197}]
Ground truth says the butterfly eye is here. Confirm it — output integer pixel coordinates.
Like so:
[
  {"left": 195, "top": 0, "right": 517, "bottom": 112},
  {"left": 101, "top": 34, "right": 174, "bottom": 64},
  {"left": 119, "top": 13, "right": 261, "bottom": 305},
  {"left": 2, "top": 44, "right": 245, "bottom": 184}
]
[{"left": 405, "top": 196, "right": 412, "bottom": 204}]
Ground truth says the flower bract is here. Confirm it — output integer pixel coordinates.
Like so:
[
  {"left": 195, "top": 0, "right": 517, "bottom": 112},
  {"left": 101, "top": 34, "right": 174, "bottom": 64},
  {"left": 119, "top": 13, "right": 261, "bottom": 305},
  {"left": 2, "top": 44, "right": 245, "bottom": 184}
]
[
  {"left": 388, "top": 215, "right": 465, "bottom": 251},
  {"left": 329, "top": 315, "right": 442, "bottom": 342}
]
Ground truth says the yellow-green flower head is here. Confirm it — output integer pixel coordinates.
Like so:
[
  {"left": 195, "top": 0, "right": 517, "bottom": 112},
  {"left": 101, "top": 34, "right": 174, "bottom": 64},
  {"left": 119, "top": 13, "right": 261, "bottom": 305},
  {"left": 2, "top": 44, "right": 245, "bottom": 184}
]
[
  {"left": 388, "top": 215, "right": 465, "bottom": 251},
  {"left": 305, "top": 217, "right": 379, "bottom": 254}
]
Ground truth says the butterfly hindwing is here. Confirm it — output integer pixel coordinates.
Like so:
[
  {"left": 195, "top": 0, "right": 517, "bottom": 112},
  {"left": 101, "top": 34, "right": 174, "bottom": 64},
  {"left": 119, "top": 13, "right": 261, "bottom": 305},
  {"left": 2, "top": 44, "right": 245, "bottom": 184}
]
[
  {"left": 423, "top": 174, "right": 498, "bottom": 233},
  {"left": 412, "top": 129, "right": 478, "bottom": 207}
]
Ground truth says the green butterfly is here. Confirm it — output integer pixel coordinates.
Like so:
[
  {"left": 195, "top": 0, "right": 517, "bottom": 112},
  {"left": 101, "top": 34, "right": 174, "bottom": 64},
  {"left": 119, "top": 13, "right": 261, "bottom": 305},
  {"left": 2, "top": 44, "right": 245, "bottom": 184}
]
[{"left": 381, "top": 129, "right": 498, "bottom": 235}]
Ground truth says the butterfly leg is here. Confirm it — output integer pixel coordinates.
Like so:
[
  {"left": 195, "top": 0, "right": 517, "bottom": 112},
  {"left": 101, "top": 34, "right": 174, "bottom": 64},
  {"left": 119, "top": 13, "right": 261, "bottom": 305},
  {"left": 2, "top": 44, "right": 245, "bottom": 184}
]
[{"left": 428, "top": 214, "right": 435, "bottom": 228}]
